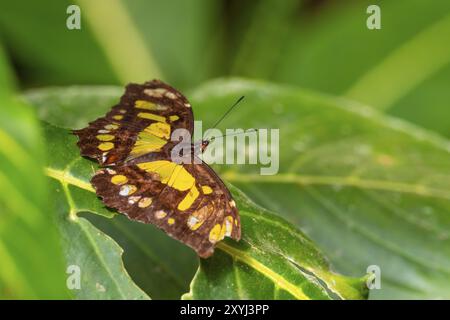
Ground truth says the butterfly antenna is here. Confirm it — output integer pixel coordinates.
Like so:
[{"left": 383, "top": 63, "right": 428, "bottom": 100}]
[
  {"left": 209, "top": 96, "right": 245, "bottom": 130},
  {"left": 210, "top": 128, "right": 258, "bottom": 141}
]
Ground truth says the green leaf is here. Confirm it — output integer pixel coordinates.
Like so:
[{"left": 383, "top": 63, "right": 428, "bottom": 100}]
[
  {"left": 81, "top": 213, "right": 198, "bottom": 299},
  {"left": 43, "top": 121, "right": 197, "bottom": 299},
  {"left": 41, "top": 122, "right": 367, "bottom": 300},
  {"left": 24, "top": 79, "right": 450, "bottom": 299},
  {"left": 26, "top": 85, "right": 122, "bottom": 130},
  {"left": 183, "top": 184, "right": 367, "bottom": 300},
  {"left": 270, "top": 0, "right": 450, "bottom": 137},
  {"left": 43, "top": 123, "right": 149, "bottom": 299},
  {"left": 0, "top": 45, "right": 67, "bottom": 299},
  {"left": 28, "top": 89, "right": 367, "bottom": 300},
  {"left": 190, "top": 79, "right": 450, "bottom": 299}
]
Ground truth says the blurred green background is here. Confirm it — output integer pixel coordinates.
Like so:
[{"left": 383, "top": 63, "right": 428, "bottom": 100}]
[
  {"left": 0, "top": 0, "right": 449, "bottom": 299},
  {"left": 1, "top": 0, "right": 449, "bottom": 137}
]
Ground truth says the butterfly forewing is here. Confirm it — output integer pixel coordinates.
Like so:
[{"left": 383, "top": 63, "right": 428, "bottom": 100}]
[{"left": 73, "top": 80, "right": 193, "bottom": 166}]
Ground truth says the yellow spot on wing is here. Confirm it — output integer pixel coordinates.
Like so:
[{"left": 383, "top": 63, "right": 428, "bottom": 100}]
[
  {"left": 113, "top": 115, "right": 123, "bottom": 120},
  {"left": 137, "top": 161, "right": 195, "bottom": 191},
  {"left": 105, "top": 124, "right": 119, "bottom": 130},
  {"left": 225, "top": 216, "right": 233, "bottom": 237},
  {"left": 106, "top": 169, "right": 116, "bottom": 175},
  {"left": 119, "top": 184, "right": 137, "bottom": 196},
  {"left": 165, "top": 92, "right": 177, "bottom": 99},
  {"left": 130, "top": 144, "right": 164, "bottom": 157},
  {"left": 135, "top": 100, "right": 156, "bottom": 110},
  {"left": 137, "top": 112, "right": 166, "bottom": 123},
  {"left": 187, "top": 216, "right": 203, "bottom": 230},
  {"left": 96, "top": 134, "right": 115, "bottom": 141},
  {"left": 138, "top": 197, "right": 152, "bottom": 208},
  {"left": 111, "top": 175, "right": 128, "bottom": 185},
  {"left": 144, "top": 88, "right": 166, "bottom": 97},
  {"left": 169, "top": 115, "right": 179, "bottom": 122},
  {"left": 144, "top": 122, "right": 171, "bottom": 139},
  {"left": 187, "top": 206, "right": 209, "bottom": 230},
  {"left": 209, "top": 224, "right": 222, "bottom": 243},
  {"left": 98, "top": 142, "right": 114, "bottom": 151},
  {"left": 137, "top": 160, "right": 173, "bottom": 182},
  {"left": 128, "top": 196, "right": 141, "bottom": 204},
  {"left": 177, "top": 185, "right": 199, "bottom": 211},
  {"left": 155, "top": 210, "right": 167, "bottom": 219},
  {"left": 130, "top": 134, "right": 167, "bottom": 157},
  {"left": 202, "top": 185, "right": 213, "bottom": 194},
  {"left": 167, "top": 165, "right": 182, "bottom": 186},
  {"left": 219, "top": 223, "right": 227, "bottom": 240},
  {"left": 168, "top": 218, "right": 175, "bottom": 225},
  {"left": 135, "top": 100, "right": 168, "bottom": 111}
]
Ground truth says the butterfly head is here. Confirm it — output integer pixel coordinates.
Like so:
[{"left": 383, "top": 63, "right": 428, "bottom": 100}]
[{"left": 201, "top": 140, "right": 210, "bottom": 153}]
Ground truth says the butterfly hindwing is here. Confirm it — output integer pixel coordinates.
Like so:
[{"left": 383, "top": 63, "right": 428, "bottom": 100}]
[
  {"left": 91, "top": 160, "right": 240, "bottom": 258},
  {"left": 73, "top": 80, "right": 193, "bottom": 166}
]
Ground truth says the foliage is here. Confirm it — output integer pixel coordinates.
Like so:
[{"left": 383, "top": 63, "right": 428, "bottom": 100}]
[
  {"left": 40, "top": 118, "right": 368, "bottom": 299},
  {"left": 0, "top": 46, "right": 67, "bottom": 299},
  {"left": 0, "top": 0, "right": 448, "bottom": 299}
]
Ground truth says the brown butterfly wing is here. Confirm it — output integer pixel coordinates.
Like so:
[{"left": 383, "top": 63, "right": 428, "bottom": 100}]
[
  {"left": 91, "top": 160, "right": 240, "bottom": 258},
  {"left": 76, "top": 79, "right": 241, "bottom": 257},
  {"left": 73, "top": 80, "right": 193, "bottom": 166}
]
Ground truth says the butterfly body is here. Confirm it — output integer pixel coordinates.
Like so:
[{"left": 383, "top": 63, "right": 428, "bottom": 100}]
[{"left": 74, "top": 80, "right": 240, "bottom": 258}]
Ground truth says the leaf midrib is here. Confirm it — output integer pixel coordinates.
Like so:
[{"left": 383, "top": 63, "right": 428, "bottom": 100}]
[{"left": 217, "top": 242, "right": 309, "bottom": 300}]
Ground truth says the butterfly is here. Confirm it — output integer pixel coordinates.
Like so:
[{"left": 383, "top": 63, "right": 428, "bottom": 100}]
[{"left": 73, "top": 80, "right": 240, "bottom": 258}]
